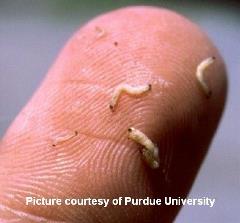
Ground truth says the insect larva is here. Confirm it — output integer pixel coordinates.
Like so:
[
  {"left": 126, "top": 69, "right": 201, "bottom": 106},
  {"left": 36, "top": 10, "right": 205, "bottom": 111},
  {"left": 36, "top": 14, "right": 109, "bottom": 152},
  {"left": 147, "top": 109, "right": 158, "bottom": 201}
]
[
  {"left": 95, "top": 26, "right": 106, "bottom": 38},
  {"left": 127, "top": 127, "right": 159, "bottom": 169},
  {"left": 109, "top": 84, "right": 151, "bottom": 111},
  {"left": 196, "top": 56, "right": 215, "bottom": 97},
  {"left": 52, "top": 131, "right": 78, "bottom": 147}
]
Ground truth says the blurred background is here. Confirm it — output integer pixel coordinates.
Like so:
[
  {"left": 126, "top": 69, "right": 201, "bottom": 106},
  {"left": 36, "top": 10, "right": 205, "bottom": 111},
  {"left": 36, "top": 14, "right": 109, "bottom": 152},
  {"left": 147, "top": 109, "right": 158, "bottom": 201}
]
[{"left": 0, "top": 0, "right": 239, "bottom": 222}]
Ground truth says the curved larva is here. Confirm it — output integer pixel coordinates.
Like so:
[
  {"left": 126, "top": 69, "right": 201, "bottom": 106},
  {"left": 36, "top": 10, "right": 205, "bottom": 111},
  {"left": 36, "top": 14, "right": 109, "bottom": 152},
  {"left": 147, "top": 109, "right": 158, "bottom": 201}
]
[
  {"left": 127, "top": 127, "right": 159, "bottom": 169},
  {"left": 109, "top": 84, "right": 151, "bottom": 111},
  {"left": 95, "top": 26, "right": 106, "bottom": 39},
  {"left": 196, "top": 56, "right": 215, "bottom": 97},
  {"left": 52, "top": 131, "right": 78, "bottom": 147}
]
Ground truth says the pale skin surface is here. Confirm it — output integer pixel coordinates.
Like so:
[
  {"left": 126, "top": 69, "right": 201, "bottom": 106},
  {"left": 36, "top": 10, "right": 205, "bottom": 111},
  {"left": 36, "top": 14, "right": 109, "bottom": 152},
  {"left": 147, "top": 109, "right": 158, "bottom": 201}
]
[{"left": 0, "top": 6, "right": 227, "bottom": 223}]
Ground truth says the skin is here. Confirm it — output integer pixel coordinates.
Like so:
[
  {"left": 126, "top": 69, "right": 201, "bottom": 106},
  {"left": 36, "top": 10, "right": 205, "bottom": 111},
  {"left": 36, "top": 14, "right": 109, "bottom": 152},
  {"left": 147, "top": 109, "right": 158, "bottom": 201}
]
[{"left": 0, "top": 6, "right": 227, "bottom": 223}]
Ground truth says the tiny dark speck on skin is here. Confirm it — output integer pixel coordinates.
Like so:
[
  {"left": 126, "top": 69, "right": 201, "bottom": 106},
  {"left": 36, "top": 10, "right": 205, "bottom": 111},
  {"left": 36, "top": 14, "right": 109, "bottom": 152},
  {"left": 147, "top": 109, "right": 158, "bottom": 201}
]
[{"left": 114, "top": 41, "right": 118, "bottom": 46}]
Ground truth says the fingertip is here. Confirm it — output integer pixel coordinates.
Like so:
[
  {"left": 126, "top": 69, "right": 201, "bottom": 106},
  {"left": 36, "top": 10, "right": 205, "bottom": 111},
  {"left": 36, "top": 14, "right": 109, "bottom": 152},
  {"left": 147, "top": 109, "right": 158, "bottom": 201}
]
[{"left": 0, "top": 6, "right": 227, "bottom": 223}]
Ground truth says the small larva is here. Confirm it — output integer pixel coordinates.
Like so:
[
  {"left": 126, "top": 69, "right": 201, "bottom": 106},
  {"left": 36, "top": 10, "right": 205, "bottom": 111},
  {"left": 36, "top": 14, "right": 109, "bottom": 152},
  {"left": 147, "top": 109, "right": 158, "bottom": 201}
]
[
  {"left": 127, "top": 127, "right": 159, "bottom": 169},
  {"left": 109, "top": 84, "right": 151, "bottom": 111},
  {"left": 196, "top": 56, "right": 215, "bottom": 97},
  {"left": 95, "top": 26, "right": 106, "bottom": 38},
  {"left": 52, "top": 131, "right": 78, "bottom": 147}
]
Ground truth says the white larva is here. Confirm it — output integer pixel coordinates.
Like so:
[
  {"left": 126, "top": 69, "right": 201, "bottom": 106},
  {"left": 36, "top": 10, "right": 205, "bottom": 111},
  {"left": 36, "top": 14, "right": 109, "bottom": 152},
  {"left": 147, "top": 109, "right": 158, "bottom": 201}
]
[
  {"left": 127, "top": 127, "right": 159, "bottom": 169},
  {"left": 196, "top": 56, "right": 215, "bottom": 97},
  {"left": 109, "top": 84, "right": 151, "bottom": 111},
  {"left": 95, "top": 26, "right": 106, "bottom": 38},
  {"left": 52, "top": 131, "right": 78, "bottom": 147}
]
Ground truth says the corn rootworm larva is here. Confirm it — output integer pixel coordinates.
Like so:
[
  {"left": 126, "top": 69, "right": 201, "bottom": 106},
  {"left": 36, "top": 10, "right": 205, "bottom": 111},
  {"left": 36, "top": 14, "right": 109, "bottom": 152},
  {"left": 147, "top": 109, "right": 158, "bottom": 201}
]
[
  {"left": 95, "top": 26, "right": 106, "bottom": 38},
  {"left": 127, "top": 127, "right": 159, "bottom": 169},
  {"left": 109, "top": 84, "right": 151, "bottom": 111},
  {"left": 196, "top": 56, "right": 215, "bottom": 97}
]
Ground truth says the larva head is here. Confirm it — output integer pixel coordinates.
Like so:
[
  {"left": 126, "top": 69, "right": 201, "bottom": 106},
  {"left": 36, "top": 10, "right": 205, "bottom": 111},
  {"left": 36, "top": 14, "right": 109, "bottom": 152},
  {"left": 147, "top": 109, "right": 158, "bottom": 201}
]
[
  {"left": 148, "top": 84, "right": 152, "bottom": 91},
  {"left": 128, "top": 127, "right": 133, "bottom": 133},
  {"left": 109, "top": 104, "right": 114, "bottom": 111}
]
